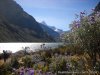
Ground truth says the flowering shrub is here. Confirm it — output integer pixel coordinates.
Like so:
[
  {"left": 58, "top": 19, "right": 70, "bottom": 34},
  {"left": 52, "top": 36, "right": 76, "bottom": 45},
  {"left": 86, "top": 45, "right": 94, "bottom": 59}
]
[{"left": 69, "top": 9, "right": 100, "bottom": 70}]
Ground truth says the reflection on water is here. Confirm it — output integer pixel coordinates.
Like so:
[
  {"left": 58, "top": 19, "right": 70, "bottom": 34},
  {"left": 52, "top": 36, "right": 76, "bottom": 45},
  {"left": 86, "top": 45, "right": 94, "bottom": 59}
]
[{"left": 0, "top": 43, "right": 64, "bottom": 53}]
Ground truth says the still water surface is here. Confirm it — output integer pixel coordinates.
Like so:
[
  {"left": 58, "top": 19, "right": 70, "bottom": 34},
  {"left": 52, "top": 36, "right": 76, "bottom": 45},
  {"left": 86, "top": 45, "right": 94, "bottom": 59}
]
[{"left": 0, "top": 43, "right": 64, "bottom": 53}]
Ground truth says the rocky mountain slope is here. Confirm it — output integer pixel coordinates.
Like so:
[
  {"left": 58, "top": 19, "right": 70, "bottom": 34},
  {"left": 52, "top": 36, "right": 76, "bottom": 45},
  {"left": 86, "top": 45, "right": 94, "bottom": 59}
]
[
  {"left": 40, "top": 21, "right": 60, "bottom": 41},
  {"left": 0, "top": 0, "right": 54, "bottom": 42}
]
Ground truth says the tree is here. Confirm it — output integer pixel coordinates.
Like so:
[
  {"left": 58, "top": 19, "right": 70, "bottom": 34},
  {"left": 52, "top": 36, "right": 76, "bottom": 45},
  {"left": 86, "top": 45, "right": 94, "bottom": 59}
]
[{"left": 3, "top": 50, "right": 11, "bottom": 62}]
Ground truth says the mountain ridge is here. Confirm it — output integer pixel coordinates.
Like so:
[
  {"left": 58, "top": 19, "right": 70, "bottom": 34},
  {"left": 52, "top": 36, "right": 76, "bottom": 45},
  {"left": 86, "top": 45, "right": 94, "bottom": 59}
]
[
  {"left": 40, "top": 21, "right": 65, "bottom": 41},
  {"left": 0, "top": 0, "right": 55, "bottom": 42},
  {"left": 39, "top": 23, "right": 60, "bottom": 41}
]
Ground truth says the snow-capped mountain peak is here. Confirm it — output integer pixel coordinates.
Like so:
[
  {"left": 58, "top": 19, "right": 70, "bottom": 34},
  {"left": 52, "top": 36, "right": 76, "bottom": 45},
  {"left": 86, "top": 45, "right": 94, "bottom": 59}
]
[
  {"left": 54, "top": 28, "right": 63, "bottom": 34},
  {"left": 41, "top": 21, "right": 64, "bottom": 34},
  {"left": 41, "top": 21, "right": 47, "bottom": 26}
]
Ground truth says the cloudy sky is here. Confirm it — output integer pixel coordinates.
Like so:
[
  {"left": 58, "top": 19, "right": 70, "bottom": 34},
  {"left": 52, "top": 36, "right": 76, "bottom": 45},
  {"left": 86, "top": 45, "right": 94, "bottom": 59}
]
[{"left": 15, "top": 0, "right": 99, "bottom": 31}]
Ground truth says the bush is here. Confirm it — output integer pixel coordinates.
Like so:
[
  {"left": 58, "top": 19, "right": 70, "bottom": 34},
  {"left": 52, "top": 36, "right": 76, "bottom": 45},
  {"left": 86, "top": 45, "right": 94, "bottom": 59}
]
[
  {"left": 11, "top": 57, "right": 19, "bottom": 69},
  {"left": 0, "top": 63, "right": 12, "bottom": 75},
  {"left": 22, "top": 56, "right": 33, "bottom": 68}
]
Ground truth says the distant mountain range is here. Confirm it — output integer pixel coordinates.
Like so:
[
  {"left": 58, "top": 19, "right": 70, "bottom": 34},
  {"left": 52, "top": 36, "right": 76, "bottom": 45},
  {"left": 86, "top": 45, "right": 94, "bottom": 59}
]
[
  {"left": 40, "top": 21, "right": 64, "bottom": 34},
  {"left": 40, "top": 21, "right": 64, "bottom": 41},
  {"left": 49, "top": 26, "right": 64, "bottom": 34},
  {"left": 0, "top": 0, "right": 55, "bottom": 42}
]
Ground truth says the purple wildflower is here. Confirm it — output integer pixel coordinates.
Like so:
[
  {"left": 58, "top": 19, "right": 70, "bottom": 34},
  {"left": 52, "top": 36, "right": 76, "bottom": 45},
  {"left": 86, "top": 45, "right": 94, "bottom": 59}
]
[
  {"left": 29, "top": 69, "right": 34, "bottom": 75},
  {"left": 80, "top": 12, "right": 85, "bottom": 15},
  {"left": 25, "top": 68, "right": 30, "bottom": 75},
  {"left": 66, "top": 63, "right": 70, "bottom": 71},
  {"left": 96, "top": 11, "right": 100, "bottom": 17},
  {"left": 91, "top": 16, "right": 95, "bottom": 21},
  {"left": 88, "top": 16, "right": 95, "bottom": 23},
  {"left": 76, "top": 21, "right": 80, "bottom": 28},
  {"left": 91, "top": 8, "right": 95, "bottom": 12},
  {"left": 25, "top": 68, "right": 29, "bottom": 72},
  {"left": 80, "top": 11, "right": 86, "bottom": 20},
  {"left": 73, "top": 21, "right": 80, "bottom": 28},
  {"left": 38, "top": 70, "right": 42, "bottom": 75},
  {"left": 20, "top": 69, "right": 24, "bottom": 75}
]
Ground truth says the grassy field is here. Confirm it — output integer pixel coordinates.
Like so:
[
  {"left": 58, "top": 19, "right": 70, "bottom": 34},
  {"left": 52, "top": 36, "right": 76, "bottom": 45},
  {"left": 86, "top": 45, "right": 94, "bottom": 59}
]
[{"left": 0, "top": 59, "right": 4, "bottom": 66}]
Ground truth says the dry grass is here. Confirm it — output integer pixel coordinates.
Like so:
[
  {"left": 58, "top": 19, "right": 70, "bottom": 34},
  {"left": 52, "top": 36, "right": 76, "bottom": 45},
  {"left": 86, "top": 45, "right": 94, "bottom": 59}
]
[
  {"left": 0, "top": 58, "right": 11, "bottom": 66},
  {"left": 0, "top": 59, "right": 4, "bottom": 66}
]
